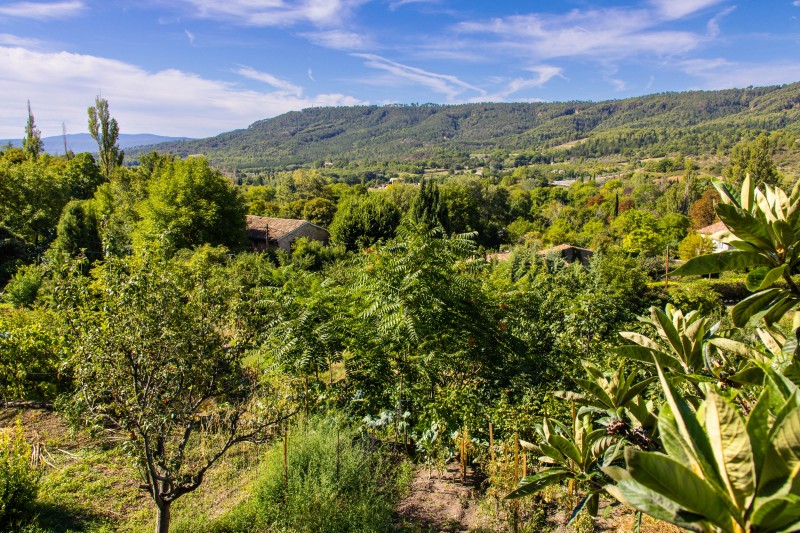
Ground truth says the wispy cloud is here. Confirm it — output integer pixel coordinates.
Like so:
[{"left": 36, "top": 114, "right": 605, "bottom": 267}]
[
  {"left": 388, "top": 0, "right": 440, "bottom": 11},
  {"left": 0, "top": 33, "right": 43, "bottom": 47},
  {"left": 0, "top": 46, "right": 365, "bottom": 138},
  {"left": 184, "top": 29, "right": 195, "bottom": 45},
  {"left": 179, "top": 0, "right": 367, "bottom": 28},
  {"left": 353, "top": 53, "right": 484, "bottom": 100},
  {"left": 680, "top": 58, "right": 800, "bottom": 88},
  {"left": 236, "top": 66, "right": 304, "bottom": 96},
  {"left": 300, "top": 29, "right": 371, "bottom": 50},
  {"left": 0, "top": 1, "right": 85, "bottom": 20},
  {"left": 495, "top": 66, "right": 563, "bottom": 98},
  {"left": 649, "top": 0, "right": 725, "bottom": 20}
]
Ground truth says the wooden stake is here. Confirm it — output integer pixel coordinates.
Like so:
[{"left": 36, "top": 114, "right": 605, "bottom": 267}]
[
  {"left": 665, "top": 245, "right": 670, "bottom": 288},
  {"left": 489, "top": 422, "right": 495, "bottom": 463},
  {"left": 283, "top": 423, "right": 288, "bottom": 486}
]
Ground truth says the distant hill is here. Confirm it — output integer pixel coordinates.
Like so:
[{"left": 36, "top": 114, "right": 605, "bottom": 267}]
[
  {"left": 133, "top": 83, "right": 800, "bottom": 171},
  {"left": 0, "top": 133, "right": 193, "bottom": 156}
]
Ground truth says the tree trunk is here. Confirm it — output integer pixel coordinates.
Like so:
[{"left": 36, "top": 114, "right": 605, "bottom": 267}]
[{"left": 155, "top": 501, "right": 171, "bottom": 533}]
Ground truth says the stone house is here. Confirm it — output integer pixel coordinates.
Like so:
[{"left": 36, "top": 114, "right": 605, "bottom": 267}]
[{"left": 246, "top": 215, "right": 329, "bottom": 252}]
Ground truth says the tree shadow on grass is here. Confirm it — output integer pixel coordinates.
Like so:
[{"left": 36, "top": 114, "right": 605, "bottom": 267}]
[{"left": 32, "top": 502, "right": 112, "bottom": 533}]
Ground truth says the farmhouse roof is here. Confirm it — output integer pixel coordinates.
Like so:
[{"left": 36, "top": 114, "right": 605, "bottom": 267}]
[
  {"left": 537, "top": 244, "right": 593, "bottom": 255},
  {"left": 696, "top": 221, "right": 727, "bottom": 235},
  {"left": 246, "top": 216, "right": 322, "bottom": 243}
]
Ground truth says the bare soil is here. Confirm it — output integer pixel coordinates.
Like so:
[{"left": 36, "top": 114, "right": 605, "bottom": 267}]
[{"left": 395, "top": 461, "right": 490, "bottom": 532}]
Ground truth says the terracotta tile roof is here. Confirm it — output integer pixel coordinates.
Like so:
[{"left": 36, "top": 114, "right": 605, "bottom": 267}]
[
  {"left": 696, "top": 221, "right": 727, "bottom": 235},
  {"left": 537, "top": 244, "right": 593, "bottom": 255},
  {"left": 246, "top": 216, "right": 311, "bottom": 242}
]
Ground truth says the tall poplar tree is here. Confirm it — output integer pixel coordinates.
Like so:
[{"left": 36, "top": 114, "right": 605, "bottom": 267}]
[
  {"left": 88, "top": 96, "right": 123, "bottom": 179},
  {"left": 22, "top": 100, "right": 43, "bottom": 160}
]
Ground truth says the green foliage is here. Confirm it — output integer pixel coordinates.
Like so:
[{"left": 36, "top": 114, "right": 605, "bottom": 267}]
[
  {"left": 674, "top": 175, "right": 800, "bottom": 326},
  {"left": 135, "top": 157, "right": 248, "bottom": 253},
  {"left": 22, "top": 101, "right": 43, "bottom": 161},
  {"left": 87, "top": 96, "right": 123, "bottom": 179},
  {"left": 301, "top": 197, "right": 337, "bottom": 227},
  {"left": 409, "top": 178, "right": 447, "bottom": 230},
  {"left": 678, "top": 232, "right": 716, "bottom": 260},
  {"left": 53, "top": 200, "right": 103, "bottom": 261},
  {"left": 667, "top": 281, "right": 725, "bottom": 319},
  {"left": 328, "top": 193, "right": 400, "bottom": 251},
  {"left": 2, "top": 264, "right": 43, "bottom": 308},
  {"left": 0, "top": 421, "right": 40, "bottom": 530},
  {"left": 0, "top": 308, "right": 65, "bottom": 401},
  {"left": 207, "top": 419, "right": 406, "bottom": 533},
  {"left": 605, "top": 366, "right": 800, "bottom": 533},
  {"left": 59, "top": 251, "right": 292, "bottom": 532}
]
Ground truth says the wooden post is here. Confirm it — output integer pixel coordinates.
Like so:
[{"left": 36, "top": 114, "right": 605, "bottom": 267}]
[
  {"left": 665, "top": 245, "right": 670, "bottom": 288},
  {"left": 283, "top": 423, "right": 288, "bottom": 487},
  {"left": 489, "top": 422, "right": 495, "bottom": 463}
]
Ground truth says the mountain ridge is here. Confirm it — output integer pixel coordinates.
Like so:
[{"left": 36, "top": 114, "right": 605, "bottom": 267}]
[{"left": 126, "top": 83, "right": 800, "bottom": 170}]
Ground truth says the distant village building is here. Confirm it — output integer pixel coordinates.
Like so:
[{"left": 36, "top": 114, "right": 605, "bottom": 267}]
[
  {"left": 538, "top": 244, "right": 594, "bottom": 266},
  {"left": 696, "top": 221, "right": 732, "bottom": 252},
  {"left": 486, "top": 245, "right": 594, "bottom": 266},
  {"left": 246, "top": 215, "right": 329, "bottom": 252}
]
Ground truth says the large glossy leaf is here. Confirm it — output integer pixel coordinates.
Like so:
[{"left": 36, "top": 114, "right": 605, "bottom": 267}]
[
  {"left": 672, "top": 251, "right": 773, "bottom": 277},
  {"left": 605, "top": 480, "right": 708, "bottom": 532},
  {"left": 619, "top": 331, "right": 662, "bottom": 351},
  {"left": 650, "top": 308, "right": 685, "bottom": 360},
  {"left": 614, "top": 345, "right": 682, "bottom": 371},
  {"left": 505, "top": 468, "right": 570, "bottom": 499},
  {"left": 750, "top": 495, "right": 800, "bottom": 532},
  {"left": 716, "top": 203, "right": 775, "bottom": 251},
  {"left": 731, "top": 288, "right": 782, "bottom": 327},
  {"left": 624, "top": 448, "right": 735, "bottom": 530},
  {"left": 705, "top": 391, "right": 756, "bottom": 512},
  {"left": 747, "top": 388, "right": 771, "bottom": 477},
  {"left": 747, "top": 264, "right": 787, "bottom": 292},
  {"left": 548, "top": 433, "right": 583, "bottom": 467},
  {"left": 768, "top": 406, "right": 800, "bottom": 494},
  {"left": 655, "top": 361, "right": 723, "bottom": 490},
  {"left": 573, "top": 378, "right": 613, "bottom": 409}
]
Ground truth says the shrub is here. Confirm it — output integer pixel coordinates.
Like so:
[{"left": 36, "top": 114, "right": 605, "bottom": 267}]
[
  {"left": 205, "top": 418, "right": 407, "bottom": 533},
  {"left": 2, "top": 265, "right": 43, "bottom": 308},
  {"left": 667, "top": 280, "right": 725, "bottom": 319},
  {"left": 0, "top": 421, "right": 40, "bottom": 530}
]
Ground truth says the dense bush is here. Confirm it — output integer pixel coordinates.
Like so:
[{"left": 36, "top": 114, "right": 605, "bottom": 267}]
[
  {"left": 2, "top": 264, "right": 42, "bottom": 308},
  {"left": 205, "top": 418, "right": 409, "bottom": 533},
  {"left": 0, "top": 421, "right": 39, "bottom": 530},
  {"left": 667, "top": 280, "right": 725, "bottom": 318}
]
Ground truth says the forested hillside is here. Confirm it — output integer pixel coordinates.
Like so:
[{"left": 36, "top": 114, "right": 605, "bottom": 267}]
[{"left": 132, "top": 84, "right": 800, "bottom": 170}]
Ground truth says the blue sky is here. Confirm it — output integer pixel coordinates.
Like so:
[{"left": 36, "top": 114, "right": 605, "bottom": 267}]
[{"left": 1, "top": 0, "right": 800, "bottom": 138}]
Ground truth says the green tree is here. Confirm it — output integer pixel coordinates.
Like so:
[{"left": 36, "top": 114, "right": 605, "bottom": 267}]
[
  {"left": 409, "top": 179, "right": 448, "bottom": 231},
  {"left": 302, "top": 197, "right": 337, "bottom": 227},
  {"left": 22, "top": 100, "right": 43, "bottom": 161},
  {"left": 328, "top": 193, "right": 400, "bottom": 251},
  {"left": 724, "top": 133, "right": 780, "bottom": 188},
  {"left": 61, "top": 254, "right": 292, "bottom": 533},
  {"left": 134, "top": 157, "right": 247, "bottom": 252},
  {"left": 53, "top": 199, "right": 103, "bottom": 260},
  {"left": 88, "top": 96, "right": 123, "bottom": 179}
]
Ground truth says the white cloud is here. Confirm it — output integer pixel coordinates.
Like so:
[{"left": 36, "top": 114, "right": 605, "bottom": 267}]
[
  {"left": 497, "top": 66, "right": 563, "bottom": 97},
  {"left": 180, "top": 0, "right": 367, "bottom": 28},
  {"left": 0, "top": 33, "right": 43, "bottom": 47},
  {"left": 650, "top": 0, "right": 725, "bottom": 20},
  {"left": 455, "top": 7, "right": 709, "bottom": 62},
  {"left": 307, "top": 69, "right": 315, "bottom": 81},
  {"left": 184, "top": 29, "right": 195, "bottom": 44},
  {"left": 236, "top": 66, "right": 304, "bottom": 96},
  {"left": 0, "top": 1, "right": 85, "bottom": 19},
  {"left": 353, "top": 53, "right": 484, "bottom": 100},
  {"left": 300, "top": 29, "right": 370, "bottom": 50},
  {"left": 0, "top": 46, "right": 366, "bottom": 138},
  {"left": 388, "top": 0, "right": 439, "bottom": 11},
  {"left": 680, "top": 58, "right": 800, "bottom": 88}
]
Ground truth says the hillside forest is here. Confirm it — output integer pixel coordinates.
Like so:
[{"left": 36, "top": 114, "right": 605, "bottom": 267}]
[{"left": 1, "top": 90, "right": 800, "bottom": 533}]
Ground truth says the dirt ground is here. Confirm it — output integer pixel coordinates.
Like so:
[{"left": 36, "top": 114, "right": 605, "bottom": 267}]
[{"left": 395, "top": 461, "right": 490, "bottom": 532}]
